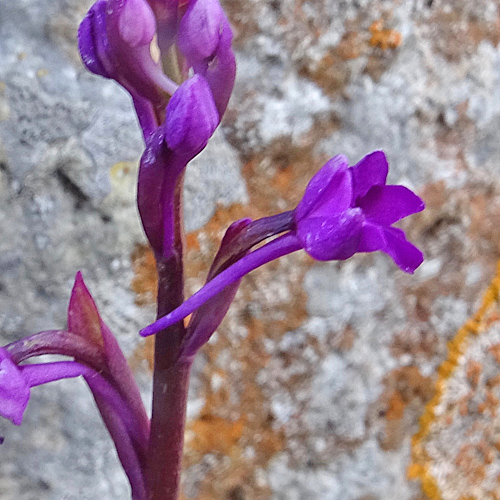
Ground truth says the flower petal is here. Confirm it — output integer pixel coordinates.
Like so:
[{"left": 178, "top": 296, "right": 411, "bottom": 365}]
[
  {"left": 0, "top": 349, "right": 30, "bottom": 426},
  {"left": 358, "top": 223, "right": 423, "bottom": 273},
  {"left": 165, "top": 75, "right": 219, "bottom": 159},
  {"left": 78, "top": 0, "right": 113, "bottom": 78},
  {"left": 294, "top": 155, "right": 351, "bottom": 221},
  {"left": 357, "top": 185, "right": 425, "bottom": 226},
  {"left": 177, "top": 0, "right": 226, "bottom": 63},
  {"left": 350, "top": 150, "right": 388, "bottom": 201},
  {"left": 296, "top": 208, "right": 364, "bottom": 261}
]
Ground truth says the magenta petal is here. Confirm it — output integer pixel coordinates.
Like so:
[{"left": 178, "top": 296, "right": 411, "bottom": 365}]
[
  {"left": 349, "top": 150, "right": 388, "bottom": 201},
  {"left": 165, "top": 75, "right": 219, "bottom": 159},
  {"left": 382, "top": 227, "right": 423, "bottom": 273},
  {"left": 0, "top": 349, "right": 30, "bottom": 426},
  {"left": 118, "top": 0, "right": 156, "bottom": 47},
  {"left": 177, "top": 0, "right": 226, "bottom": 63},
  {"left": 357, "top": 185, "right": 425, "bottom": 226},
  {"left": 296, "top": 209, "right": 364, "bottom": 261},
  {"left": 78, "top": 0, "right": 113, "bottom": 78},
  {"left": 294, "top": 155, "right": 351, "bottom": 221}
]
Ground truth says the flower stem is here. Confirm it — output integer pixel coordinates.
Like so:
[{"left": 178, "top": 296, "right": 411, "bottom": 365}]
[{"left": 146, "top": 176, "right": 190, "bottom": 500}]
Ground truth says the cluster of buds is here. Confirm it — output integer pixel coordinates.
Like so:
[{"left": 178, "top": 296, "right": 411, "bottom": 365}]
[
  {"left": 79, "top": 0, "right": 236, "bottom": 260},
  {"left": 0, "top": 0, "right": 425, "bottom": 498}
]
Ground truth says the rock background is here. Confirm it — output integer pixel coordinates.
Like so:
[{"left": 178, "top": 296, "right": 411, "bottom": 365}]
[{"left": 1, "top": 0, "right": 500, "bottom": 499}]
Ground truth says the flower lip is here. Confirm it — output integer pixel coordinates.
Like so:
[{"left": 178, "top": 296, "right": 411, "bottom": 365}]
[
  {"left": 297, "top": 208, "right": 364, "bottom": 261},
  {"left": 293, "top": 151, "right": 425, "bottom": 272}
]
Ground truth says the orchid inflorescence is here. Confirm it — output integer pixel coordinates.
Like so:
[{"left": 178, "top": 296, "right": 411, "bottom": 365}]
[{"left": 0, "top": 0, "right": 425, "bottom": 499}]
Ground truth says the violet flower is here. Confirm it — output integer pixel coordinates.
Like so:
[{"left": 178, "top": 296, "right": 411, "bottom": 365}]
[{"left": 140, "top": 151, "right": 425, "bottom": 340}]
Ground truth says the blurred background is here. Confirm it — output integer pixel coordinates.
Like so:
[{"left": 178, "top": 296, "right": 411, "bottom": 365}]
[{"left": 1, "top": 0, "right": 500, "bottom": 498}]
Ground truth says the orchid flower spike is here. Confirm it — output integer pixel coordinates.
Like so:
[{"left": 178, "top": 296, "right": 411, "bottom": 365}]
[{"left": 140, "top": 151, "right": 425, "bottom": 340}]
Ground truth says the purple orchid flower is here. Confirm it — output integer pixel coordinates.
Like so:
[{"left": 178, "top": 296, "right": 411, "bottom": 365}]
[
  {"left": 140, "top": 151, "right": 425, "bottom": 340},
  {"left": 294, "top": 151, "right": 424, "bottom": 271}
]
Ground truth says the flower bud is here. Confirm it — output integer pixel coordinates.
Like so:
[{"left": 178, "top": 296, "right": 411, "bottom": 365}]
[
  {"left": 165, "top": 74, "right": 218, "bottom": 159},
  {"left": 177, "top": 0, "right": 226, "bottom": 64}
]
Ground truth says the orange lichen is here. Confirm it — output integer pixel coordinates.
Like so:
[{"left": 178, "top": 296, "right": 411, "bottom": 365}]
[
  {"left": 410, "top": 261, "right": 500, "bottom": 500},
  {"left": 424, "top": 8, "right": 500, "bottom": 62},
  {"left": 368, "top": 20, "right": 402, "bottom": 50},
  {"left": 466, "top": 360, "right": 482, "bottom": 387},
  {"left": 130, "top": 243, "right": 158, "bottom": 306},
  {"left": 377, "top": 366, "right": 433, "bottom": 451}
]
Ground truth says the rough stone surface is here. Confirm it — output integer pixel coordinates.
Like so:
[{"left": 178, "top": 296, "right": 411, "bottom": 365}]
[{"left": 2, "top": 0, "right": 500, "bottom": 499}]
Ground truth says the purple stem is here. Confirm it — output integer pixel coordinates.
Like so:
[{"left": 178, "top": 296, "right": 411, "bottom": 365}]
[
  {"left": 146, "top": 176, "right": 190, "bottom": 500},
  {"left": 132, "top": 93, "right": 159, "bottom": 140},
  {"left": 141, "top": 232, "right": 302, "bottom": 338}
]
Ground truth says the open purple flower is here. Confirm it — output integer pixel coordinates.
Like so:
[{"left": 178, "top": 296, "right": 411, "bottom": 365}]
[
  {"left": 294, "top": 151, "right": 424, "bottom": 272},
  {"left": 140, "top": 151, "right": 425, "bottom": 340}
]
